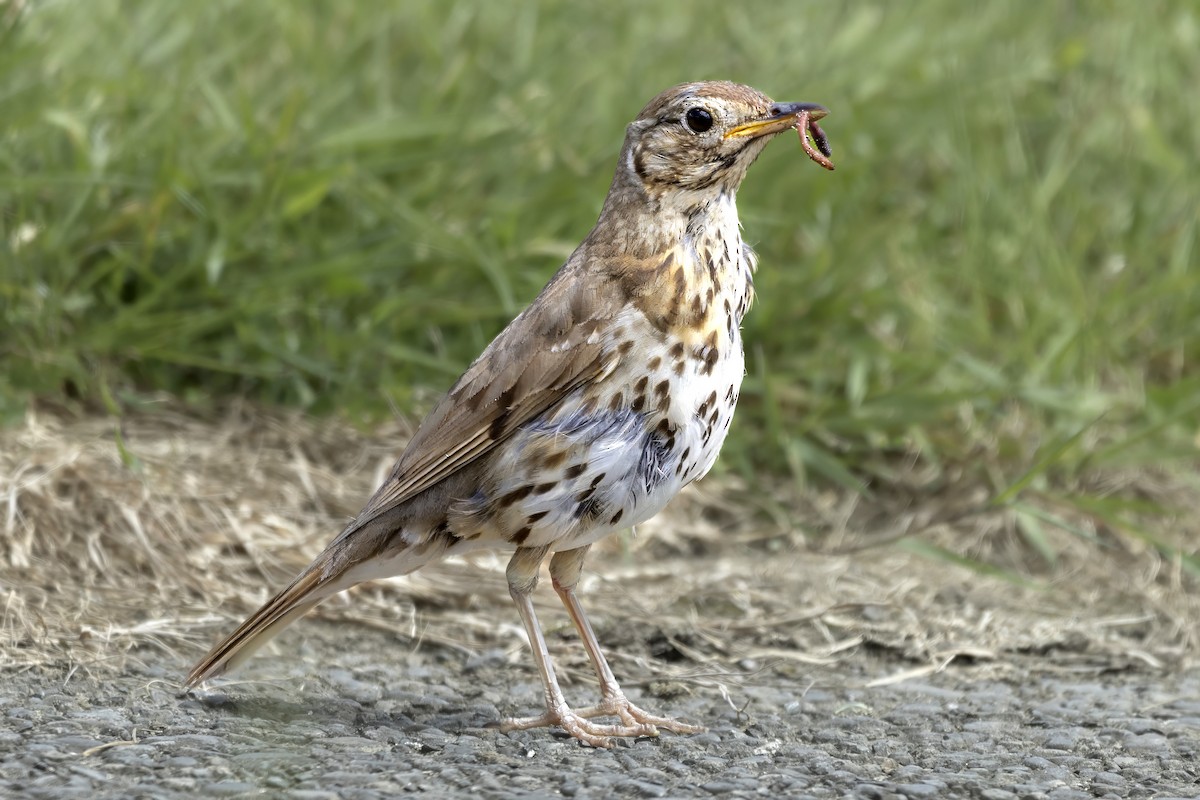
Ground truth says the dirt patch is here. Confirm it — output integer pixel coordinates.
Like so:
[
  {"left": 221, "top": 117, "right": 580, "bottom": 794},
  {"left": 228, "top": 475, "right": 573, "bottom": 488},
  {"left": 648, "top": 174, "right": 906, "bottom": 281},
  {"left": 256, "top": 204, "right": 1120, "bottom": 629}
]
[{"left": 2, "top": 408, "right": 1198, "bottom": 797}]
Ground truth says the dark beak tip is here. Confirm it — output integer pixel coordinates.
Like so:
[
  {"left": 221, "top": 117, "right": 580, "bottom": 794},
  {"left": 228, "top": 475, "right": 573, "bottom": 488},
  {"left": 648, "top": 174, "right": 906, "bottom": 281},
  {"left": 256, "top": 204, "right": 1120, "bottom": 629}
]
[{"left": 769, "top": 101, "right": 829, "bottom": 120}]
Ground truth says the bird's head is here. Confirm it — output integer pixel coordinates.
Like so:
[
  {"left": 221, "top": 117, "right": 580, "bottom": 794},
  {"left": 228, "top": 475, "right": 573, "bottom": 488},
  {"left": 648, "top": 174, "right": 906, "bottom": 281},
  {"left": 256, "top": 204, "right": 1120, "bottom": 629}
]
[{"left": 620, "top": 81, "right": 828, "bottom": 198}]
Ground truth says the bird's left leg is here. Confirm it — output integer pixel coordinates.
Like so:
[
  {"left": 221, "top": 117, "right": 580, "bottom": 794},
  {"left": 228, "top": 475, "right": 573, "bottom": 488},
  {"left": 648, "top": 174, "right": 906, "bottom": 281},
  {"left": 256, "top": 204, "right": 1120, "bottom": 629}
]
[
  {"left": 548, "top": 545, "right": 705, "bottom": 735},
  {"left": 497, "top": 545, "right": 657, "bottom": 747}
]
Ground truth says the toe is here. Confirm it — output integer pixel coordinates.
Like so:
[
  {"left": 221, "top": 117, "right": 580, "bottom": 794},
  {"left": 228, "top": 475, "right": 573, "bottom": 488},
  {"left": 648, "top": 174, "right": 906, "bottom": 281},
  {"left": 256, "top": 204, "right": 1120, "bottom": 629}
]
[
  {"left": 497, "top": 705, "right": 659, "bottom": 747},
  {"left": 575, "top": 695, "right": 704, "bottom": 736},
  {"left": 626, "top": 704, "right": 705, "bottom": 734}
]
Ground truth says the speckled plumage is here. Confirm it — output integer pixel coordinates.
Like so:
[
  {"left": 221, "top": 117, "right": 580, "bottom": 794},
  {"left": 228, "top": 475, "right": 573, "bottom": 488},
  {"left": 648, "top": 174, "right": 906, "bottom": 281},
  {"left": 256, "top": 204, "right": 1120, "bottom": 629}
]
[{"left": 187, "top": 81, "right": 831, "bottom": 747}]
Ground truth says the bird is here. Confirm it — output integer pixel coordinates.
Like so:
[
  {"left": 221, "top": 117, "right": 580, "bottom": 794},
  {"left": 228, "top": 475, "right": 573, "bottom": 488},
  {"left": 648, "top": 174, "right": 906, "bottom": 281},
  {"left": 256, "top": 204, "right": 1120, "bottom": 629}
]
[{"left": 186, "top": 81, "right": 833, "bottom": 748}]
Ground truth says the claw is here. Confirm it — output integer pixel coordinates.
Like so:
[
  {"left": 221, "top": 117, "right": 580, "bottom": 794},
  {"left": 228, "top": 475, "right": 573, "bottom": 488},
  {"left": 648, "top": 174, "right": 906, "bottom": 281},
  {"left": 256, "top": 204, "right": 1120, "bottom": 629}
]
[
  {"left": 576, "top": 692, "right": 704, "bottom": 735},
  {"left": 500, "top": 702, "right": 656, "bottom": 748},
  {"left": 499, "top": 693, "right": 702, "bottom": 747}
]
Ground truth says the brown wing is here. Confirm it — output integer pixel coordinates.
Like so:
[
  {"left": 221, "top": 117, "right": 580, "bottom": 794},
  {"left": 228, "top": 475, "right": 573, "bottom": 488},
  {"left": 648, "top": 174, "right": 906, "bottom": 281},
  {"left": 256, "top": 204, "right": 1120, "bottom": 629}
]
[{"left": 333, "top": 262, "right": 627, "bottom": 544}]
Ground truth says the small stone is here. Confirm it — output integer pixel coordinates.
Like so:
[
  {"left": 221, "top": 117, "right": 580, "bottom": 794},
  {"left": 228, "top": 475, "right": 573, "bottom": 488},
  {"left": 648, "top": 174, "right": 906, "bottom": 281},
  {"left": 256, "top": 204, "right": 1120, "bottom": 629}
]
[
  {"left": 1043, "top": 733, "right": 1076, "bottom": 750},
  {"left": 204, "top": 781, "right": 261, "bottom": 796},
  {"left": 980, "top": 790, "right": 1016, "bottom": 800},
  {"left": 616, "top": 779, "right": 668, "bottom": 798}
]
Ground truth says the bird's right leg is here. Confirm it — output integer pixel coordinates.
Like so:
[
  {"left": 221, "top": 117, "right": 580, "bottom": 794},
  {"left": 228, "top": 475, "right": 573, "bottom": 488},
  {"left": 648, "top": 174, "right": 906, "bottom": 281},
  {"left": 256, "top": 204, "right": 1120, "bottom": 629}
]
[
  {"left": 549, "top": 546, "right": 704, "bottom": 735},
  {"left": 497, "top": 545, "right": 656, "bottom": 747}
]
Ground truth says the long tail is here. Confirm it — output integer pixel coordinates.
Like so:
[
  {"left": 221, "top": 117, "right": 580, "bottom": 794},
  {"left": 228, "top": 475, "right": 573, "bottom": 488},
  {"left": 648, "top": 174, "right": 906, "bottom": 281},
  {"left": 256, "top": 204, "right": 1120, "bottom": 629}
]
[
  {"left": 186, "top": 495, "right": 465, "bottom": 688},
  {"left": 185, "top": 559, "right": 355, "bottom": 688}
]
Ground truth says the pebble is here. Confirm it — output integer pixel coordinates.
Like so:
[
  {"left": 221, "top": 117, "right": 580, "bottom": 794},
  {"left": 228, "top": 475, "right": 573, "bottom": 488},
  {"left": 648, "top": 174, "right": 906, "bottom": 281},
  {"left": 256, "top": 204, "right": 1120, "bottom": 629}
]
[
  {"left": 895, "top": 782, "right": 943, "bottom": 796},
  {"left": 1, "top": 626, "right": 1198, "bottom": 800},
  {"left": 615, "top": 779, "right": 668, "bottom": 797}
]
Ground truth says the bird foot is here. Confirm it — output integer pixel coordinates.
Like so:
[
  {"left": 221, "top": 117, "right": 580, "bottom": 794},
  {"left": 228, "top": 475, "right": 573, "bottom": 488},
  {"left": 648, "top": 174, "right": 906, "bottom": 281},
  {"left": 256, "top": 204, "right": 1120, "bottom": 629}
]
[
  {"left": 498, "top": 694, "right": 703, "bottom": 748},
  {"left": 577, "top": 693, "right": 706, "bottom": 736}
]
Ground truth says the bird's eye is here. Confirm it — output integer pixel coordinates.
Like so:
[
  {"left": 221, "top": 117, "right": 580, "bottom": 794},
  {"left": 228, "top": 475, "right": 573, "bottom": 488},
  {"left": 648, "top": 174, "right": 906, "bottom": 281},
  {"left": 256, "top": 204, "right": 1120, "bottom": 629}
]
[{"left": 683, "top": 107, "right": 714, "bottom": 133}]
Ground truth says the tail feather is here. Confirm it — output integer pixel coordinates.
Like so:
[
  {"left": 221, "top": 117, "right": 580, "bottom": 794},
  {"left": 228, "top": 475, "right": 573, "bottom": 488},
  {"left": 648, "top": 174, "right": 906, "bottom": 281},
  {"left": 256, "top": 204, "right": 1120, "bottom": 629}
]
[
  {"left": 187, "top": 504, "right": 442, "bottom": 688},
  {"left": 185, "top": 564, "right": 351, "bottom": 688}
]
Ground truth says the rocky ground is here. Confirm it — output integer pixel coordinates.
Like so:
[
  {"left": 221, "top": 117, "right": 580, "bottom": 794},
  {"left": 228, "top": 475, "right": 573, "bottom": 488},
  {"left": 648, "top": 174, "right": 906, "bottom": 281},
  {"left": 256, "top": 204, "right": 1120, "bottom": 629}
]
[
  {"left": 2, "top": 620, "right": 1199, "bottom": 799},
  {"left": 2, "top": 411, "right": 1198, "bottom": 798}
]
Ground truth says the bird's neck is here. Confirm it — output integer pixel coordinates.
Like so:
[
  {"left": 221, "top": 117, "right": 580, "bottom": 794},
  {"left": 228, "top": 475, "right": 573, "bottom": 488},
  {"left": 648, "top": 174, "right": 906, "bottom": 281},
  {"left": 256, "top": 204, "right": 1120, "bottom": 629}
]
[
  {"left": 591, "top": 188, "right": 756, "bottom": 342},
  {"left": 673, "top": 191, "right": 757, "bottom": 339}
]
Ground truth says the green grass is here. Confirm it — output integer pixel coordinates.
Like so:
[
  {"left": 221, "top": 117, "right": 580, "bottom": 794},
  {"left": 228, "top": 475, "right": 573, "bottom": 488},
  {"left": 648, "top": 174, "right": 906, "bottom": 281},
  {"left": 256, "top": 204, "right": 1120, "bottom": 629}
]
[{"left": 2, "top": 1, "right": 1198, "bottom": 557}]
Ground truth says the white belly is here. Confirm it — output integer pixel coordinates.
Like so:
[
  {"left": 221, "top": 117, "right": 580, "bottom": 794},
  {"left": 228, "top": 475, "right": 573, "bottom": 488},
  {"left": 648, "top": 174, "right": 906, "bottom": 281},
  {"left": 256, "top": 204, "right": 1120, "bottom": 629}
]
[{"left": 463, "top": 317, "right": 745, "bottom": 553}]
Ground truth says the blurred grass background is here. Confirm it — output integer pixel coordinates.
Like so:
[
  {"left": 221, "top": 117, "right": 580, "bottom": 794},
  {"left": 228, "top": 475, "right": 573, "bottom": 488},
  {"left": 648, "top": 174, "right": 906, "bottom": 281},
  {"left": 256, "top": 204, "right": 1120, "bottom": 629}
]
[{"left": 1, "top": 1, "right": 1198, "bottom": 559}]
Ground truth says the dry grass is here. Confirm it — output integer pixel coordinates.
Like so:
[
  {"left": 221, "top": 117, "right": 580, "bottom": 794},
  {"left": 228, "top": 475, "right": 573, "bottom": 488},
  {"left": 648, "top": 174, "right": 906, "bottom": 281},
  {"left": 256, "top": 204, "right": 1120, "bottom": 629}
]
[{"left": 2, "top": 406, "right": 1197, "bottom": 689}]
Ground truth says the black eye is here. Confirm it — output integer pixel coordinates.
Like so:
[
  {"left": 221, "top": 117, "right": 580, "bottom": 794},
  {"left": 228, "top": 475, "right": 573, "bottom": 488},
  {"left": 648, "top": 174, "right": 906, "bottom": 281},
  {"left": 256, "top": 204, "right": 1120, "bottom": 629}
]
[{"left": 684, "top": 107, "right": 714, "bottom": 133}]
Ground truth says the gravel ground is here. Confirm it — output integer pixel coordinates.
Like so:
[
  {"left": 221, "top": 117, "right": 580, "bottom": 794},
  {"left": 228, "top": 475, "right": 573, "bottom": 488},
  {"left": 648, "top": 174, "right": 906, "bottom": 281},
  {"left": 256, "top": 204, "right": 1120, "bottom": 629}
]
[
  {"left": 3, "top": 412, "right": 1198, "bottom": 798},
  {"left": 3, "top": 621, "right": 1198, "bottom": 799}
]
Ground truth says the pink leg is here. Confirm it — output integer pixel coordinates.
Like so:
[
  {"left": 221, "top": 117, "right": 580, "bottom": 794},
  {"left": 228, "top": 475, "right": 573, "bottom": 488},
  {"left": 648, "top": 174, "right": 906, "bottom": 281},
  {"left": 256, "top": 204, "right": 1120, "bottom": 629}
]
[
  {"left": 548, "top": 546, "right": 704, "bottom": 735},
  {"left": 497, "top": 546, "right": 658, "bottom": 747}
]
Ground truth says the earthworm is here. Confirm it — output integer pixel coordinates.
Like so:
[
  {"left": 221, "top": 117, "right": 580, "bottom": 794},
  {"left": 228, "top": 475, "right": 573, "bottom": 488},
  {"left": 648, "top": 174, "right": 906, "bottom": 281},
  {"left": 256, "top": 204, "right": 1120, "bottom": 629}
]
[{"left": 796, "top": 110, "right": 834, "bottom": 171}]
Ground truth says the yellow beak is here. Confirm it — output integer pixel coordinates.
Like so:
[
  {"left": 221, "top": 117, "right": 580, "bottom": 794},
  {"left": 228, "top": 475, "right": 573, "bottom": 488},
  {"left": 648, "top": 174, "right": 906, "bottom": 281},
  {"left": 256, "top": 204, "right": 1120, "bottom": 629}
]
[{"left": 725, "top": 101, "right": 829, "bottom": 139}]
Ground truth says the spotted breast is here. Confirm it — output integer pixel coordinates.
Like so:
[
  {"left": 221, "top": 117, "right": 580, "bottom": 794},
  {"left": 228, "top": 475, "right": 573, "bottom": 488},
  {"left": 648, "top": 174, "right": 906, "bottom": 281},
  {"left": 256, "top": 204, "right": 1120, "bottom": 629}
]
[{"left": 448, "top": 190, "right": 754, "bottom": 551}]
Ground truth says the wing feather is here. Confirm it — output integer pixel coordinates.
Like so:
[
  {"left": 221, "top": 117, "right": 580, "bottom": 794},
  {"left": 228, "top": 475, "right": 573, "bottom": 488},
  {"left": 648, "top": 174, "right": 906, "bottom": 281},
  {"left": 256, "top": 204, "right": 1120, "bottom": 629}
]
[{"left": 333, "top": 265, "right": 629, "bottom": 543}]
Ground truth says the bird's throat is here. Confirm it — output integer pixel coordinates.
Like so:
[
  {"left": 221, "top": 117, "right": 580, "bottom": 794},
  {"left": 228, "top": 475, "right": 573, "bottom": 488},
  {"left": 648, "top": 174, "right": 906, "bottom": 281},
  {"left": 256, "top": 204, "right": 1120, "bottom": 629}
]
[{"left": 613, "top": 193, "right": 755, "bottom": 349}]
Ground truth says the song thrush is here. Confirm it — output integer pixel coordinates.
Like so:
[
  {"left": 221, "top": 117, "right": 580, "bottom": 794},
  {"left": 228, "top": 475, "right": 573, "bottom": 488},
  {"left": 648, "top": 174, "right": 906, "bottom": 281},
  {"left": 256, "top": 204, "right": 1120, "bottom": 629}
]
[{"left": 187, "top": 81, "right": 833, "bottom": 747}]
